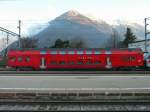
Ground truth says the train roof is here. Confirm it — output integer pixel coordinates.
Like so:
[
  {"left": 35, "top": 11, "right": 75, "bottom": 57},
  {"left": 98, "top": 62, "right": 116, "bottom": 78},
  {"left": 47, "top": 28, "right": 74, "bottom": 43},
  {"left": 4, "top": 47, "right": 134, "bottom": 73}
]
[{"left": 8, "top": 48, "right": 142, "bottom": 51}]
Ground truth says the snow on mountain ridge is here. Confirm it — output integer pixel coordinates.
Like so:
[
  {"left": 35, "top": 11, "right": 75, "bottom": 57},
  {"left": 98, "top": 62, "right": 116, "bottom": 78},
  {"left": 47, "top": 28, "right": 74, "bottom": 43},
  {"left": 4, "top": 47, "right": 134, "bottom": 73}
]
[{"left": 55, "top": 10, "right": 100, "bottom": 25}]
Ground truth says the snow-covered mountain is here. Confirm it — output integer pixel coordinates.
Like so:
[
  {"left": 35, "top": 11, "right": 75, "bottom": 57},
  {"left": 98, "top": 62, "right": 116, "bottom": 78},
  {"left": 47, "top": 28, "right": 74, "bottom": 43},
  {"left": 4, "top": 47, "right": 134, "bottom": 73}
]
[
  {"left": 34, "top": 10, "right": 113, "bottom": 48},
  {"left": 1, "top": 10, "right": 145, "bottom": 50},
  {"left": 33, "top": 10, "right": 145, "bottom": 48}
]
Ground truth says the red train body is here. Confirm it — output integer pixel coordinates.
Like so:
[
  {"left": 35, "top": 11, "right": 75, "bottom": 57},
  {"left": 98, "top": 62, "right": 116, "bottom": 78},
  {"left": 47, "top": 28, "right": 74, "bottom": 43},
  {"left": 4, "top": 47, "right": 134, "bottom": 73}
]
[{"left": 7, "top": 48, "right": 144, "bottom": 70}]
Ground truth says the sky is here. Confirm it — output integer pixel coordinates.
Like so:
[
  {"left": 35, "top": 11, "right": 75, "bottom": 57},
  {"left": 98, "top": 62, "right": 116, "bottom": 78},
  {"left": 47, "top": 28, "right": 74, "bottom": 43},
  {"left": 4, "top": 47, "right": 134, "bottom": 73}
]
[
  {"left": 0, "top": 0, "right": 150, "bottom": 51},
  {"left": 0, "top": 0, "right": 150, "bottom": 34}
]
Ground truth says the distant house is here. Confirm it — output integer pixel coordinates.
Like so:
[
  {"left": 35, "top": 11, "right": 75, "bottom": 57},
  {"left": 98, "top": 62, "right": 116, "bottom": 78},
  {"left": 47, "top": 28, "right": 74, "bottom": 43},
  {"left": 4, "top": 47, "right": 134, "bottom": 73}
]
[{"left": 128, "top": 39, "right": 150, "bottom": 52}]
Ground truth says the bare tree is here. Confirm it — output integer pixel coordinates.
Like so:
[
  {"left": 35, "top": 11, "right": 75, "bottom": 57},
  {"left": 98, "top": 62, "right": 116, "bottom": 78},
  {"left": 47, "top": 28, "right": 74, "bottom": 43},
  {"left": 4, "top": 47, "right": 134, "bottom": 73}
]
[
  {"left": 20, "top": 37, "right": 38, "bottom": 48},
  {"left": 70, "top": 37, "right": 87, "bottom": 48}
]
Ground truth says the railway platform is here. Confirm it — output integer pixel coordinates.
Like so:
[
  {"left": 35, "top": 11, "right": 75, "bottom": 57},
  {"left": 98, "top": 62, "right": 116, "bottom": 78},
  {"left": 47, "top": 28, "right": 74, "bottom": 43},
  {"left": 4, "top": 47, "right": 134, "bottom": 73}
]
[{"left": 0, "top": 72, "right": 150, "bottom": 111}]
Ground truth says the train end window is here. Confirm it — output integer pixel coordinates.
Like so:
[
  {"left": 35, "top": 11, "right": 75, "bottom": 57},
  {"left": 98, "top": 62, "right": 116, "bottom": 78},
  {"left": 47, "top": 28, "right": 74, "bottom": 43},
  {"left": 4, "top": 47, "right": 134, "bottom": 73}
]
[
  {"left": 94, "top": 51, "right": 101, "bottom": 54},
  {"left": 68, "top": 51, "right": 74, "bottom": 54},
  {"left": 18, "top": 57, "right": 23, "bottom": 62},
  {"left": 77, "top": 51, "right": 84, "bottom": 54}
]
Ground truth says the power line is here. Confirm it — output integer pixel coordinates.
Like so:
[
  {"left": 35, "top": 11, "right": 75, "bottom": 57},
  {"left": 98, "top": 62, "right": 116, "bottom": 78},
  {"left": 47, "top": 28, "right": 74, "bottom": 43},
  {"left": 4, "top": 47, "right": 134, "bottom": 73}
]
[{"left": 0, "top": 26, "right": 19, "bottom": 36}]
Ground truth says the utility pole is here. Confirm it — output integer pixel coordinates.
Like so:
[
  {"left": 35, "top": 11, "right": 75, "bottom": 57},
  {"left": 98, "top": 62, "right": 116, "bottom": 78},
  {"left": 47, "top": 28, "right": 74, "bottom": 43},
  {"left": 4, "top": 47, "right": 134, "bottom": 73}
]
[
  {"left": 18, "top": 20, "right": 21, "bottom": 48},
  {"left": 6, "top": 33, "right": 9, "bottom": 46},
  {"left": 145, "top": 17, "right": 150, "bottom": 52},
  {"left": 2, "top": 37, "right": 5, "bottom": 49}
]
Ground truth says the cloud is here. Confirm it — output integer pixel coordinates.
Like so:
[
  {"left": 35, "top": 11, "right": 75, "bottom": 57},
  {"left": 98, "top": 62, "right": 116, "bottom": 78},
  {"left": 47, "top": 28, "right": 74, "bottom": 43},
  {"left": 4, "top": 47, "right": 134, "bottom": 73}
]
[
  {"left": 0, "top": 0, "right": 17, "bottom": 1},
  {"left": 79, "top": 3, "right": 150, "bottom": 25}
]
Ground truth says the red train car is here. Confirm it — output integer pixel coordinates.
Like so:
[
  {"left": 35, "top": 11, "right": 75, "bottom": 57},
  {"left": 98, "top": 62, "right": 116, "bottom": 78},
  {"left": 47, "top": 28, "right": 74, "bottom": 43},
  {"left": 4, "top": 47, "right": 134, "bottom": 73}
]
[{"left": 7, "top": 48, "right": 144, "bottom": 70}]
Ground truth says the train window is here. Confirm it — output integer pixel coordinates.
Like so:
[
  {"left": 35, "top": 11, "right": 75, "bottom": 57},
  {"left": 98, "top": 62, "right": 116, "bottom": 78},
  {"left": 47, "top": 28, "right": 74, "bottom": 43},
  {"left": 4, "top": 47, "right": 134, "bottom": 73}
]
[
  {"left": 94, "top": 51, "right": 101, "bottom": 54},
  {"left": 77, "top": 61, "right": 84, "bottom": 64},
  {"left": 25, "top": 57, "right": 30, "bottom": 62},
  {"left": 95, "top": 61, "right": 101, "bottom": 64},
  {"left": 51, "top": 61, "right": 57, "bottom": 64},
  {"left": 10, "top": 57, "right": 16, "bottom": 62},
  {"left": 18, "top": 57, "right": 23, "bottom": 62},
  {"left": 86, "top": 51, "right": 92, "bottom": 54},
  {"left": 77, "top": 51, "right": 84, "bottom": 54},
  {"left": 86, "top": 61, "right": 92, "bottom": 64},
  {"left": 69, "top": 61, "right": 75, "bottom": 64},
  {"left": 59, "top": 61, "right": 66, "bottom": 64},
  {"left": 51, "top": 51, "right": 57, "bottom": 54},
  {"left": 59, "top": 51, "right": 66, "bottom": 55},
  {"left": 68, "top": 51, "right": 74, "bottom": 54},
  {"left": 122, "top": 56, "right": 135, "bottom": 62}
]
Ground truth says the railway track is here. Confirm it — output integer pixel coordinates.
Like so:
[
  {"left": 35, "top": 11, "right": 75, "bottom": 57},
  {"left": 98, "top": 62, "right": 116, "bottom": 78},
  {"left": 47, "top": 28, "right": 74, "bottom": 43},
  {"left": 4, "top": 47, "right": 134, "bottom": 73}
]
[{"left": 0, "top": 100, "right": 150, "bottom": 111}]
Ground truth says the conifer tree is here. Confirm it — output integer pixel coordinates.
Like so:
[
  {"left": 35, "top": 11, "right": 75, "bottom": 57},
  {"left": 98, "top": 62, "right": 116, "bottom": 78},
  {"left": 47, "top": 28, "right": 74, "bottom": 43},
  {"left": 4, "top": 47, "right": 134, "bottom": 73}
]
[{"left": 123, "top": 27, "right": 136, "bottom": 47}]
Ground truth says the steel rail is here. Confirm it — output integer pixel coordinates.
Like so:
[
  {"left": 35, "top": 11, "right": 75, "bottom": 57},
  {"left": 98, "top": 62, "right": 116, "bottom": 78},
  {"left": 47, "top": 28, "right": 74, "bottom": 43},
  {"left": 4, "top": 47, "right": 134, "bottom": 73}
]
[{"left": 0, "top": 100, "right": 149, "bottom": 111}]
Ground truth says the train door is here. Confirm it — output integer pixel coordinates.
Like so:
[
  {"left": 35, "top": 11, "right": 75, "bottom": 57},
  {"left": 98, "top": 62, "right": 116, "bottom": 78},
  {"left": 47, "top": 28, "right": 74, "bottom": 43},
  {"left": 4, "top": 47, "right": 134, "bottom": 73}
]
[
  {"left": 40, "top": 57, "right": 46, "bottom": 69},
  {"left": 105, "top": 51, "right": 112, "bottom": 69},
  {"left": 84, "top": 50, "right": 93, "bottom": 66}
]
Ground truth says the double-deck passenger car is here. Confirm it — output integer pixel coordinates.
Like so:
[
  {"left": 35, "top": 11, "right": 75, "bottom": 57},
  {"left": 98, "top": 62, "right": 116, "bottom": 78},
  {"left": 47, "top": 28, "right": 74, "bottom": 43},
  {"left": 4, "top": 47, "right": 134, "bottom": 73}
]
[{"left": 7, "top": 48, "right": 144, "bottom": 70}]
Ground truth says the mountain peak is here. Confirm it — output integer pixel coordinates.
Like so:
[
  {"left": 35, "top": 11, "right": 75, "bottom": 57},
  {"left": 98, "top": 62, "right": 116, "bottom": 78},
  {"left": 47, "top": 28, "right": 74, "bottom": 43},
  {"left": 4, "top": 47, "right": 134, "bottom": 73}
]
[
  {"left": 58, "top": 10, "right": 81, "bottom": 19},
  {"left": 54, "top": 10, "right": 94, "bottom": 25},
  {"left": 65, "top": 10, "right": 80, "bottom": 16}
]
